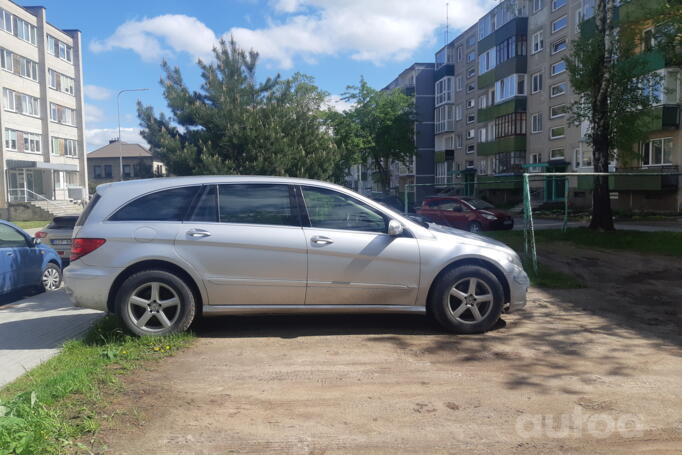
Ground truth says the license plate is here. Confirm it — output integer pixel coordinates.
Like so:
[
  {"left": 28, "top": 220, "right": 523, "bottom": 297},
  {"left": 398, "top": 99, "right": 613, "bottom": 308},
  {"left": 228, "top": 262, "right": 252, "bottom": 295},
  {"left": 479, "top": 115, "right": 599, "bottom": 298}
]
[{"left": 52, "top": 239, "right": 72, "bottom": 245}]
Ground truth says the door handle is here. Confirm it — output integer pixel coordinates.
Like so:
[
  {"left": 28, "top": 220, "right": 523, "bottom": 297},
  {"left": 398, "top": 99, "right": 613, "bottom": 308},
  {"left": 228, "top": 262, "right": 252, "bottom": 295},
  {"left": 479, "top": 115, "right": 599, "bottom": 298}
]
[
  {"left": 311, "top": 235, "right": 333, "bottom": 245},
  {"left": 187, "top": 228, "right": 211, "bottom": 238},
  {"left": 6, "top": 252, "right": 13, "bottom": 256}
]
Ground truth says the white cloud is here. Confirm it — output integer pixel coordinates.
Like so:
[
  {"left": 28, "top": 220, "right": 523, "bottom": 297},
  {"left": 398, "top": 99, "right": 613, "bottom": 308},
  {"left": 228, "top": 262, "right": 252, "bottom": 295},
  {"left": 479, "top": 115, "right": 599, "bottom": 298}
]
[
  {"left": 86, "top": 127, "right": 149, "bottom": 152},
  {"left": 85, "top": 104, "right": 105, "bottom": 124},
  {"left": 85, "top": 84, "right": 113, "bottom": 100},
  {"left": 90, "top": 14, "right": 218, "bottom": 62},
  {"left": 324, "top": 95, "right": 353, "bottom": 112},
  {"left": 89, "top": 1, "right": 495, "bottom": 68}
]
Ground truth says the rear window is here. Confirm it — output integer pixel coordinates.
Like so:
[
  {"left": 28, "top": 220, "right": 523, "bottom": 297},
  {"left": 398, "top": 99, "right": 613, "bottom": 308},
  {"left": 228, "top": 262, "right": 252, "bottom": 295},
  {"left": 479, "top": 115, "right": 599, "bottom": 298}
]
[
  {"left": 110, "top": 186, "right": 200, "bottom": 222},
  {"left": 75, "top": 193, "right": 101, "bottom": 227},
  {"left": 48, "top": 216, "right": 78, "bottom": 230}
]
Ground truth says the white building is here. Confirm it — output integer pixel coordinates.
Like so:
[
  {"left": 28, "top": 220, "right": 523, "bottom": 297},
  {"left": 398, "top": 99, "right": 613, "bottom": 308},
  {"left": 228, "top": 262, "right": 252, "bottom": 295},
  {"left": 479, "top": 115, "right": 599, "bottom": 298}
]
[{"left": 0, "top": 0, "right": 86, "bottom": 217}]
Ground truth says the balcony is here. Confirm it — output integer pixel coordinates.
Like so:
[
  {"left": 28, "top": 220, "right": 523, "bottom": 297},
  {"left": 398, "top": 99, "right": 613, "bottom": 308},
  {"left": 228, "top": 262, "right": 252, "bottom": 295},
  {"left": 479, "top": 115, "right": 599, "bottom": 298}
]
[
  {"left": 478, "top": 55, "right": 527, "bottom": 89},
  {"left": 477, "top": 17, "right": 528, "bottom": 53},
  {"left": 477, "top": 135, "right": 526, "bottom": 157},
  {"left": 576, "top": 166, "right": 679, "bottom": 191},
  {"left": 645, "top": 105, "right": 680, "bottom": 132},
  {"left": 434, "top": 64, "right": 455, "bottom": 82},
  {"left": 478, "top": 97, "right": 526, "bottom": 122}
]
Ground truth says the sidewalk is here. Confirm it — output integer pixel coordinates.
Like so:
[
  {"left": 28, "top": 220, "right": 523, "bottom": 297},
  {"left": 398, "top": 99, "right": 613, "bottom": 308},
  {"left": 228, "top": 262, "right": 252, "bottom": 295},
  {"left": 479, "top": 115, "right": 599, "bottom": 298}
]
[{"left": 0, "top": 289, "right": 103, "bottom": 388}]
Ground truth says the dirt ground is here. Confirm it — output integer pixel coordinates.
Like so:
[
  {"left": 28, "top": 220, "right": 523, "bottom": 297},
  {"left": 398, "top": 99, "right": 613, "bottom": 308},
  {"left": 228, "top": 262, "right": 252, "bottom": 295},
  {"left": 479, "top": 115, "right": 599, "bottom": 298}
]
[{"left": 92, "top": 244, "right": 682, "bottom": 454}]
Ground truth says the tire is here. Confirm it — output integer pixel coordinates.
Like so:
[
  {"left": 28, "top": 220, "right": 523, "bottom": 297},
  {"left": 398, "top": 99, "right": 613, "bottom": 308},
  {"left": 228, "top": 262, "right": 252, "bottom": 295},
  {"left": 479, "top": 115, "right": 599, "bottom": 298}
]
[
  {"left": 42, "top": 263, "right": 62, "bottom": 291},
  {"left": 428, "top": 265, "right": 504, "bottom": 334},
  {"left": 115, "top": 270, "right": 196, "bottom": 336},
  {"left": 468, "top": 221, "right": 482, "bottom": 233}
]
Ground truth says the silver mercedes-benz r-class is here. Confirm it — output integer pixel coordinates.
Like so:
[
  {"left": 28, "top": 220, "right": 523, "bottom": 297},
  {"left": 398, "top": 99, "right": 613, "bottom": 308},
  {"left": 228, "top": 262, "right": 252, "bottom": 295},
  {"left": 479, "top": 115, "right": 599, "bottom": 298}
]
[{"left": 64, "top": 176, "right": 528, "bottom": 336}]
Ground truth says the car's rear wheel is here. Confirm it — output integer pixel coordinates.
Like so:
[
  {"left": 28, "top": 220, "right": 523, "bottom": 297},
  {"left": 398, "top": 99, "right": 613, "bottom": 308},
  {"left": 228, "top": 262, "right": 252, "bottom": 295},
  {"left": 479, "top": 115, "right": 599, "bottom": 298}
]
[
  {"left": 468, "top": 221, "right": 482, "bottom": 233},
  {"left": 42, "top": 263, "right": 62, "bottom": 291},
  {"left": 116, "top": 270, "right": 196, "bottom": 336},
  {"left": 428, "top": 265, "right": 504, "bottom": 334}
]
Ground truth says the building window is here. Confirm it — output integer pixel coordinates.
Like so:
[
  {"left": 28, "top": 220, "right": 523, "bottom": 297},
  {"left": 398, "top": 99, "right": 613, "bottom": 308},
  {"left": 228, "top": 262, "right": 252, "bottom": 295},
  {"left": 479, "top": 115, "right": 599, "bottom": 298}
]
[
  {"left": 52, "top": 137, "right": 78, "bottom": 157},
  {"left": 479, "top": 94, "right": 488, "bottom": 109},
  {"left": 455, "top": 104, "right": 462, "bottom": 120},
  {"left": 457, "top": 45, "right": 463, "bottom": 61},
  {"left": 466, "top": 144, "right": 475, "bottom": 154},
  {"left": 552, "top": 0, "right": 567, "bottom": 11},
  {"left": 494, "top": 112, "right": 527, "bottom": 138},
  {"left": 48, "top": 69, "right": 75, "bottom": 95},
  {"left": 531, "top": 72, "right": 543, "bottom": 93},
  {"left": 104, "top": 165, "right": 113, "bottom": 178},
  {"left": 435, "top": 77, "right": 453, "bottom": 106},
  {"left": 550, "top": 81, "right": 567, "bottom": 97},
  {"left": 551, "top": 60, "right": 566, "bottom": 76},
  {"left": 0, "top": 49, "right": 40, "bottom": 81},
  {"left": 467, "top": 113, "right": 476, "bottom": 124},
  {"left": 479, "top": 48, "right": 496, "bottom": 74},
  {"left": 496, "top": 35, "right": 527, "bottom": 66},
  {"left": 456, "top": 134, "right": 463, "bottom": 148},
  {"left": 47, "top": 35, "right": 73, "bottom": 63},
  {"left": 466, "top": 82, "right": 476, "bottom": 93},
  {"left": 467, "top": 35, "right": 476, "bottom": 47},
  {"left": 551, "top": 38, "right": 567, "bottom": 54},
  {"left": 549, "top": 148, "right": 565, "bottom": 159},
  {"left": 642, "top": 137, "right": 673, "bottom": 166},
  {"left": 0, "top": 10, "right": 38, "bottom": 45},
  {"left": 479, "top": 159, "right": 488, "bottom": 175},
  {"left": 467, "top": 51, "right": 476, "bottom": 63},
  {"left": 495, "top": 74, "right": 526, "bottom": 103},
  {"left": 550, "top": 126, "right": 565, "bottom": 139},
  {"left": 466, "top": 128, "right": 475, "bottom": 139},
  {"left": 3, "top": 88, "right": 40, "bottom": 117},
  {"left": 479, "top": 127, "right": 486, "bottom": 143},
  {"left": 4, "top": 128, "right": 17, "bottom": 150},
  {"left": 574, "top": 147, "right": 593, "bottom": 168},
  {"left": 49, "top": 102, "right": 76, "bottom": 126},
  {"left": 93, "top": 165, "right": 103, "bottom": 179},
  {"left": 23, "top": 132, "right": 41, "bottom": 153},
  {"left": 456, "top": 75, "right": 464, "bottom": 91},
  {"left": 531, "top": 30, "right": 544, "bottom": 54},
  {"left": 552, "top": 16, "right": 568, "bottom": 34},
  {"left": 122, "top": 164, "right": 133, "bottom": 179},
  {"left": 467, "top": 67, "right": 476, "bottom": 79},
  {"left": 531, "top": 113, "right": 543, "bottom": 133},
  {"left": 550, "top": 104, "right": 567, "bottom": 118},
  {"left": 532, "top": 0, "right": 544, "bottom": 13},
  {"left": 466, "top": 98, "right": 476, "bottom": 109}
]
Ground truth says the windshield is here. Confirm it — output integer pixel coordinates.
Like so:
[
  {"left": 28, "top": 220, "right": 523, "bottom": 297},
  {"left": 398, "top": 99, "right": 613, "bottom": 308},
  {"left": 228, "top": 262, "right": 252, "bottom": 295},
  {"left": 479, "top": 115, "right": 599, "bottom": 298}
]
[{"left": 462, "top": 198, "right": 495, "bottom": 210}]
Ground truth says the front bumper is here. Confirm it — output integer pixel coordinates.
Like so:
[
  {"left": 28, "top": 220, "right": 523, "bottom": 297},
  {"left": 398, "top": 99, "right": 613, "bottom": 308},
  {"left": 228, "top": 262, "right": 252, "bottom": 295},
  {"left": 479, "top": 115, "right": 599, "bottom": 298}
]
[
  {"left": 63, "top": 261, "right": 121, "bottom": 312},
  {"left": 506, "top": 265, "right": 529, "bottom": 312}
]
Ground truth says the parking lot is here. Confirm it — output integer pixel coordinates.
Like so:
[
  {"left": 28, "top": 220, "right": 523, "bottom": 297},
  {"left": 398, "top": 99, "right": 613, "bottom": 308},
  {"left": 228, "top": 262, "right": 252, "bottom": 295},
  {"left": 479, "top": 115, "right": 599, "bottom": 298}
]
[{"left": 88, "top": 243, "right": 682, "bottom": 454}]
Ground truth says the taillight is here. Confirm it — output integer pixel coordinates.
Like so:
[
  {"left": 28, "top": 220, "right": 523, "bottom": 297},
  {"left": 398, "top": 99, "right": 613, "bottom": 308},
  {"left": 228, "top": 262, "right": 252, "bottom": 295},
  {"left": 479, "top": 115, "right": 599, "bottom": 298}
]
[
  {"left": 35, "top": 231, "right": 47, "bottom": 238},
  {"left": 70, "top": 238, "right": 106, "bottom": 261}
]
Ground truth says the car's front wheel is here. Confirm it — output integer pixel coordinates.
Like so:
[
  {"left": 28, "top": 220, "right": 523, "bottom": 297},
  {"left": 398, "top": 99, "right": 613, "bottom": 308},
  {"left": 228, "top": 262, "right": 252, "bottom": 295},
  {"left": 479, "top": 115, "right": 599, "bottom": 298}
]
[
  {"left": 428, "top": 265, "right": 504, "bottom": 334},
  {"left": 42, "top": 263, "right": 62, "bottom": 291},
  {"left": 468, "top": 221, "right": 482, "bottom": 233},
  {"left": 115, "top": 270, "right": 196, "bottom": 336}
]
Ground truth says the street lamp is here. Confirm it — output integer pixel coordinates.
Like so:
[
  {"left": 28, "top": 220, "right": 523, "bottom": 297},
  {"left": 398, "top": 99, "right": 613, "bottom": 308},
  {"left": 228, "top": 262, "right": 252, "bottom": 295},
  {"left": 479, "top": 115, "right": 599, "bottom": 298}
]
[{"left": 117, "top": 88, "right": 149, "bottom": 181}]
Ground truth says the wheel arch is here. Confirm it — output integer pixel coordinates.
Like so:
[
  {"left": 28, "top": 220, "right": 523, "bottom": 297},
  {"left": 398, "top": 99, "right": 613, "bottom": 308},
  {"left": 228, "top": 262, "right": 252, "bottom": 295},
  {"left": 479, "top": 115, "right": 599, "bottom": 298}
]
[
  {"left": 425, "top": 257, "right": 511, "bottom": 310},
  {"left": 106, "top": 259, "right": 204, "bottom": 314}
]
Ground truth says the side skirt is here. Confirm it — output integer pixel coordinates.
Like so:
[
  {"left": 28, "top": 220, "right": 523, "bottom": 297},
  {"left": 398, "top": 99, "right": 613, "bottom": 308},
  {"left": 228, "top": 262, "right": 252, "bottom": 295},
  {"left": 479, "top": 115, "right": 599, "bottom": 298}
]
[{"left": 202, "top": 304, "right": 426, "bottom": 316}]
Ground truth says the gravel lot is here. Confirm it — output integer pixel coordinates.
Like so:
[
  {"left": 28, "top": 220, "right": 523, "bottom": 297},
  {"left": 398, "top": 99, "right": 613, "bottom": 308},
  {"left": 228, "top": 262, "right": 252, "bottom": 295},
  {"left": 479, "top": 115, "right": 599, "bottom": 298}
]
[{"left": 93, "top": 245, "right": 682, "bottom": 454}]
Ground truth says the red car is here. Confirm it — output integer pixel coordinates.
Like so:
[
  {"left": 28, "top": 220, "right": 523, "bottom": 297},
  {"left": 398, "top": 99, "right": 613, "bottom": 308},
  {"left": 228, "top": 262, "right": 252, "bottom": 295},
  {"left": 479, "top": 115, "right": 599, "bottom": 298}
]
[{"left": 417, "top": 196, "right": 514, "bottom": 233}]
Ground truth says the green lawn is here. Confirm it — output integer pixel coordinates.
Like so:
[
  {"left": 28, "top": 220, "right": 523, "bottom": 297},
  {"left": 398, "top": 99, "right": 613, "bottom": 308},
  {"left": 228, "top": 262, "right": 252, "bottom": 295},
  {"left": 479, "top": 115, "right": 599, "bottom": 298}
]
[
  {"left": 0, "top": 317, "right": 194, "bottom": 454},
  {"left": 11, "top": 220, "right": 49, "bottom": 230}
]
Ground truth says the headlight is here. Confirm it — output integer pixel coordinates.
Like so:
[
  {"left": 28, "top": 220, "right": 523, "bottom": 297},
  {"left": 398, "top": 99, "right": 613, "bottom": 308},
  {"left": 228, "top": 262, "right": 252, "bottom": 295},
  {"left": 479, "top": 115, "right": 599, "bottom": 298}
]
[{"left": 481, "top": 213, "right": 497, "bottom": 220}]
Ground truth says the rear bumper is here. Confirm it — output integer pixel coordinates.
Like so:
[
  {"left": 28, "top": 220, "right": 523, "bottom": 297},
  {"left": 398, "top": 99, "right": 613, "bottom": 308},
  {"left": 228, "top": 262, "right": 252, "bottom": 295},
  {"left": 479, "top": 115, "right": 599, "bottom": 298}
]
[{"left": 63, "top": 261, "right": 121, "bottom": 312}]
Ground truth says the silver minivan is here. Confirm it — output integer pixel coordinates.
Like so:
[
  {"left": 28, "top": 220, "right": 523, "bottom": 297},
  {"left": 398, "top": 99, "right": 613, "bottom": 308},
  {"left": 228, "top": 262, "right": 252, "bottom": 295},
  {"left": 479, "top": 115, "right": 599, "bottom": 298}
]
[{"left": 64, "top": 176, "right": 528, "bottom": 336}]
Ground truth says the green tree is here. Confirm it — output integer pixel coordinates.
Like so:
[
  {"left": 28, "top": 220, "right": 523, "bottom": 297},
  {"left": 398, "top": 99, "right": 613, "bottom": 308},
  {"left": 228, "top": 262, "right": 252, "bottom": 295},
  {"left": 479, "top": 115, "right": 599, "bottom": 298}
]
[
  {"left": 138, "top": 38, "right": 341, "bottom": 180},
  {"left": 566, "top": 0, "right": 665, "bottom": 230},
  {"left": 328, "top": 78, "right": 415, "bottom": 194}
]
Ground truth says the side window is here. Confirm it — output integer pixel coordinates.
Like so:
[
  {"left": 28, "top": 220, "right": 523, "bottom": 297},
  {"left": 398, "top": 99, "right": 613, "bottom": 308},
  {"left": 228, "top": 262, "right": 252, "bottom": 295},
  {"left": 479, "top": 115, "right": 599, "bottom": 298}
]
[
  {"left": 0, "top": 224, "right": 28, "bottom": 248},
  {"left": 189, "top": 185, "right": 218, "bottom": 222},
  {"left": 110, "top": 186, "right": 199, "bottom": 221},
  {"left": 217, "top": 184, "right": 298, "bottom": 226},
  {"left": 302, "top": 186, "right": 387, "bottom": 233}
]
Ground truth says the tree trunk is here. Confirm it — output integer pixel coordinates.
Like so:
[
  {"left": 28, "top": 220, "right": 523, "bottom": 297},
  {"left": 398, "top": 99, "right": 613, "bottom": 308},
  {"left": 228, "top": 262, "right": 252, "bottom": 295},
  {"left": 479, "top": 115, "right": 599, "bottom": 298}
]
[{"left": 589, "top": 0, "right": 616, "bottom": 231}]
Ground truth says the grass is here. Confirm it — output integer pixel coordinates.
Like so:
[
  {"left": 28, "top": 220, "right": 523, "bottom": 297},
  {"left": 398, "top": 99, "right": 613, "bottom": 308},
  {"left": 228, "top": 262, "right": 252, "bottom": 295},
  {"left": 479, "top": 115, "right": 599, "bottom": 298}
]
[
  {"left": 0, "top": 317, "right": 194, "bottom": 454},
  {"left": 11, "top": 221, "right": 48, "bottom": 230}
]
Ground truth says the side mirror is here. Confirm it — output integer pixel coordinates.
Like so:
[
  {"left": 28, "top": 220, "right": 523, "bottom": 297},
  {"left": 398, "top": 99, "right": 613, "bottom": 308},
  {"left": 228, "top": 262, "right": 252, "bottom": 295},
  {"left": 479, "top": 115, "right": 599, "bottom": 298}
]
[
  {"left": 387, "top": 219, "right": 404, "bottom": 236},
  {"left": 33, "top": 237, "right": 41, "bottom": 246}
]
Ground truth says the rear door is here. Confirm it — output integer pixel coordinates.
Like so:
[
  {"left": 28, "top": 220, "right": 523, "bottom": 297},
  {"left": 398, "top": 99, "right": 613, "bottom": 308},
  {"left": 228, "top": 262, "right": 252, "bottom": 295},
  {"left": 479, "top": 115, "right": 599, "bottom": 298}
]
[
  {"left": 175, "top": 183, "right": 307, "bottom": 306},
  {"left": 299, "top": 185, "right": 419, "bottom": 306}
]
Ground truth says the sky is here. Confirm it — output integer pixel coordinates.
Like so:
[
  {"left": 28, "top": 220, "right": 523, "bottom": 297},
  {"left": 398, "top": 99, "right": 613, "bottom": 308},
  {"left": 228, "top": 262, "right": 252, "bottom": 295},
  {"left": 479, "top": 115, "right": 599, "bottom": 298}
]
[{"left": 17, "top": 0, "right": 496, "bottom": 152}]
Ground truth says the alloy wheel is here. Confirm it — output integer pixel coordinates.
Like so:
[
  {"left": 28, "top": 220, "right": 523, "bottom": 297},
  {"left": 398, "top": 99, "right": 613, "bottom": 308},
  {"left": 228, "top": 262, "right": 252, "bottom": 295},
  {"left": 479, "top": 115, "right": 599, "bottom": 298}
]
[
  {"left": 127, "top": 282, "right": 181, "bottom": 332},
  {"left": 447, "top": 277, "right": 494, "bottom": 324}
]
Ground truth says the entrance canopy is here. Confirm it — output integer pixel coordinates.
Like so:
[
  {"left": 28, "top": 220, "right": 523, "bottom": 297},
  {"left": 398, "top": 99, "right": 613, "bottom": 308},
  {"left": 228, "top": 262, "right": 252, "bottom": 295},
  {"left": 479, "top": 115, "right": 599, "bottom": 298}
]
[{"left": 6, "top": 160, "right": 78, "bottom": 172}]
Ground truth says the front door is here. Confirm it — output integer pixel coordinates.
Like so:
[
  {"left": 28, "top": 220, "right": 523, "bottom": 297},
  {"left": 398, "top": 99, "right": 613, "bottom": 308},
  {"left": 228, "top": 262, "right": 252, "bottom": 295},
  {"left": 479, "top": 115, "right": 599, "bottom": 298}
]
[
  {"left": 300, "top": 185, "right": 419, "bottom": 306},
  {"left": 0, "top": 223, "right": 41, "bottom": 292},
  {"left": 175, "top": 184, "right": 307, "bottom": 306}
]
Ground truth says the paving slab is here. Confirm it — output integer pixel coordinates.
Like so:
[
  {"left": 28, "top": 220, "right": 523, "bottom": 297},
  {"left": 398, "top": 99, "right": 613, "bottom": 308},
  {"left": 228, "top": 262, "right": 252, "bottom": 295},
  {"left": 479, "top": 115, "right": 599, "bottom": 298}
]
[{"left": 0, "top": 289, "right": 103, "bottom": 388}]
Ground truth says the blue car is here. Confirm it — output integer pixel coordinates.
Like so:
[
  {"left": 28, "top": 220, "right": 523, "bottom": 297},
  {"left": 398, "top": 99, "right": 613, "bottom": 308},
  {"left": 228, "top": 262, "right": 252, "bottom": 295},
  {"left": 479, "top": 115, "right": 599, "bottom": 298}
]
[{"left": 0, "top": 220, "right": 63, "bottom": 296}]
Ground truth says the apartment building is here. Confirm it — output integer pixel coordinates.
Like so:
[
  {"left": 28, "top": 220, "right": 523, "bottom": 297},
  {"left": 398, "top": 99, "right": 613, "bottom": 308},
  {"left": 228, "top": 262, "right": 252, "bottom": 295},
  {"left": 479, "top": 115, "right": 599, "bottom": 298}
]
[
  {"left": 432, "top": 0, "right": 681, "bottom": 212},
  {"left": 0, "top": 0, "right": 87, "bottom": 217},
  {"left": 347, "top": 62, "right": 435, "bottom": 206}
]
